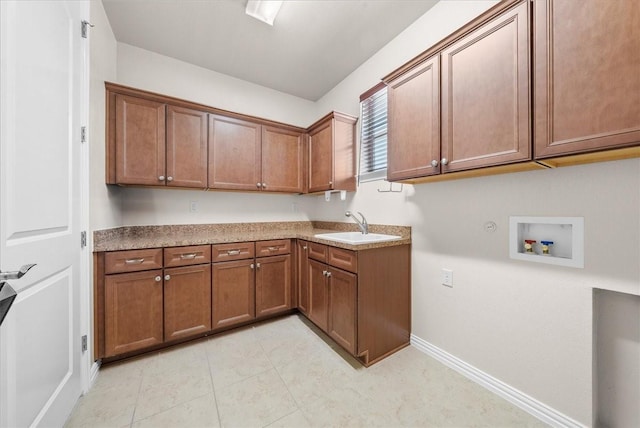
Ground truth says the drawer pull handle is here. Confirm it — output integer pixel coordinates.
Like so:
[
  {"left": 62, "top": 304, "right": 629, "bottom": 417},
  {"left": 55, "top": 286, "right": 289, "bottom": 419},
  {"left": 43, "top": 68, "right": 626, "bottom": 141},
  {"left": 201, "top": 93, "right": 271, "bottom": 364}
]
[
  {"left": 180, "top": 253, "right": 197, "bottom": 259},
  {"left": 125, "top": 258, "right": 144, "bottom": 265},
  {"left": 227, "top": 249, "right": 241, "bottom": 255},
  {"left": 267, "top": 246, "right": 280, "bottom": 251}
]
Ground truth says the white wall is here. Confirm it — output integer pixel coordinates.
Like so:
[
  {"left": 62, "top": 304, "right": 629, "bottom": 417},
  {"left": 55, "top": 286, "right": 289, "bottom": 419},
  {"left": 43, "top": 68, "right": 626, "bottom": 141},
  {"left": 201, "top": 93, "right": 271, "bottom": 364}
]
[
  {"left": 89, "top": 0, "right": 120, "bottom": 231},
  {"left": 93, "top": 0, "right": 640, "bottom": 425},
  {"left": 302, "top": 1, "right": 640, "bottom": 425}
]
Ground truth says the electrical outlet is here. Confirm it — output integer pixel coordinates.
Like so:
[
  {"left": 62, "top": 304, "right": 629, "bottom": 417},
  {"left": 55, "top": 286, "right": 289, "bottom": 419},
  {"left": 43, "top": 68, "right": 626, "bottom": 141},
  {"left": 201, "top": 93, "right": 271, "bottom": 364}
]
[
  {"left": 189, "top": 201, "right": 198, "bottom": 212},
  {"left": 441, "top": 268, "right": 453, "bottom": 287}
]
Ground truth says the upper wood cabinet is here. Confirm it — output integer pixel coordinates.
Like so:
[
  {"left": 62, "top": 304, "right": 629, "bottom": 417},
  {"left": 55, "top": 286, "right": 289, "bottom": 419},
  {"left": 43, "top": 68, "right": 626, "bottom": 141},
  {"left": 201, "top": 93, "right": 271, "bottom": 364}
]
[
  {"left": 112, "top": 94, "right": 166, "bottom": 186},
  {"left": 307, "top": 112, "right": 357, "bottom": 193},
  {"left": 534, "top": 0, "right": 640, "bottom": 158},
  {"left": 441, "top": 1, "right": 531, "bottom": 172},
  {"left": 208, "top": 116, "right": 304, "bottom": 193},
  {"left": 166, "top": 105, "right": 208, "bottom": 188},
  {"left": 208, "top": 115, "right": 262, "bottom": 191},
  {"left": 387, "top": 56, "right": 441, "bottom": 181},
  {"left": 385, "top": 0, "right": 531, "bottom": 181},
  {"left": 108, "top": 92, "right": 208, "bottom": 188},
  {"left": 262, "top": 126, "right": 304, "bottom": 193}
]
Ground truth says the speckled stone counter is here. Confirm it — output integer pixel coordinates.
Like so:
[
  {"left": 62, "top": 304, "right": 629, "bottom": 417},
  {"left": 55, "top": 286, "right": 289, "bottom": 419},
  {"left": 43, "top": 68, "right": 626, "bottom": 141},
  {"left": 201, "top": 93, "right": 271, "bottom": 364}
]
[{"left": 93, "top": 221, "right": 411, "bottom": 252}]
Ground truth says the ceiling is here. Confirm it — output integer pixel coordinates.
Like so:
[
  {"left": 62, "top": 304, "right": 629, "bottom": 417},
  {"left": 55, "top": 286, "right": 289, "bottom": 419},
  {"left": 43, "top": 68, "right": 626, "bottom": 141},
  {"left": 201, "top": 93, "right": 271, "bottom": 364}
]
[{"left": 102, "top": 0, "right": 439, "bottom": 101}]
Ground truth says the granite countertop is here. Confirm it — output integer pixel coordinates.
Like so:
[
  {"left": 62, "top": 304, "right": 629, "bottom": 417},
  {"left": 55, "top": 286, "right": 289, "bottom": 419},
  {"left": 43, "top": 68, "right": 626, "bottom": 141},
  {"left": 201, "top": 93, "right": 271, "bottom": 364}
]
[{"left": 93, "top": 221, "right": 411, "bottom": 252}]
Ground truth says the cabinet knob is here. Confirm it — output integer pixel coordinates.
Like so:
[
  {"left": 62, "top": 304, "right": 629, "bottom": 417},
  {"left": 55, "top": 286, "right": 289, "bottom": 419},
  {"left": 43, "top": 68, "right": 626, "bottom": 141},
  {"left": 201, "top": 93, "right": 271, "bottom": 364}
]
[
  {"left": 328, "top": 181, "right": 333, "bottom": 186},
  {"left": 262, "top": 183, "right": 266, "bottom": 189},
  {"left": 326, "top": 271, "right": 332, "bottom": 278},
  {"left": 167, "top": 176, "right": 173, "bottom": 182},
  {"left": 441, "top": 158, "right": 449, "bottom": 166},
  {"left": 303, "top": 246, "right": 308, "bottom": 250},
  {"left": 256, "top": 183, "right": 261, "bottom": 188},
  {"left": 322, "top": 270, "right": 327, "bottom": 276},
  {"left": 250, "top": 263, "right": 255, "bottom": 269},
  {"left": 158, "top": 176, "right": 165, "bottom": 181},
  {"left": 431, "top": 159, "right": 439, "bottom": 167},
  {"left": 154, "top": 276, "right": 161, "bottom": 282},
  {"left": 256, "top": 262, "right": 261, "bottom": 268},
  {"left": 164, "top": 274, "right": 171, "bottom": 281}
]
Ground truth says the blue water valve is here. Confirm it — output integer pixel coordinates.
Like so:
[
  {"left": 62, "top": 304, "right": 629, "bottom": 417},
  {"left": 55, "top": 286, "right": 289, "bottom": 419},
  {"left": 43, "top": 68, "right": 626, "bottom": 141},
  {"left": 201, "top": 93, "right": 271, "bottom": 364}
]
[{"left": 540, "top": 240, "right": 554, "bottom": 255}]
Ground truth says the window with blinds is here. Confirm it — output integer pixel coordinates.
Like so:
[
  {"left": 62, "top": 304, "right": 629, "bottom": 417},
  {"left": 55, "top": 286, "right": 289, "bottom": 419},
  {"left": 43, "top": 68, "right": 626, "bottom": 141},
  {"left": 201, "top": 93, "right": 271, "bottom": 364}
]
[{"left": 358, "top": 83, "right": 388, "bottom": 182}]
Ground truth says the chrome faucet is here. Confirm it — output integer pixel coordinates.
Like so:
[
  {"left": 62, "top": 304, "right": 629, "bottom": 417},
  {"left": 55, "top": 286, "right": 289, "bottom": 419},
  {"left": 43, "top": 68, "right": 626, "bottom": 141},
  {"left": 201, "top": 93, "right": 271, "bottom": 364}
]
[{"left": 345, "top": 211, "right": 368, "bottom": 234}]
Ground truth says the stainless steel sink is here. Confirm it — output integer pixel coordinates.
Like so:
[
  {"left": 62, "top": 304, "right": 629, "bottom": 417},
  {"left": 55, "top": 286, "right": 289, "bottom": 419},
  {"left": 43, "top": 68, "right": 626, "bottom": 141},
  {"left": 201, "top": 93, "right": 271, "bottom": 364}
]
[{"left": 314, "top": 232, "right": 402, "bottom": 245}]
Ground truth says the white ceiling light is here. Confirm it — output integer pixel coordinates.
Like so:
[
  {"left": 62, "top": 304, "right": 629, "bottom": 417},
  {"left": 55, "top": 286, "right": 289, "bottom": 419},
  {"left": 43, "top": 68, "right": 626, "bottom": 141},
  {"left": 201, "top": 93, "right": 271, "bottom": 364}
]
[{"left": 245, "top": 0, "right": 283, "bottom": 26}]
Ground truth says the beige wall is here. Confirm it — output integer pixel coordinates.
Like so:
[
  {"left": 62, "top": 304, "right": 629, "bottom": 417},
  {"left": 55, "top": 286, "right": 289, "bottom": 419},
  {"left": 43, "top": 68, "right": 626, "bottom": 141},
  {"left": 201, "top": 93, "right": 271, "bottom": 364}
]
[{"left": 89, "top": 1, "right": 640, "bottom": 425}]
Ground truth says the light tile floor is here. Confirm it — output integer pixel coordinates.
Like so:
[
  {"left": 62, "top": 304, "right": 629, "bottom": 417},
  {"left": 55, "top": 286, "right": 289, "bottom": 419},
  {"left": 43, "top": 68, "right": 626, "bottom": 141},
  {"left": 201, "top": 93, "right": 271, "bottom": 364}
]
[{"left": 65, "top": 315, "right": 547, "bottom": 428}]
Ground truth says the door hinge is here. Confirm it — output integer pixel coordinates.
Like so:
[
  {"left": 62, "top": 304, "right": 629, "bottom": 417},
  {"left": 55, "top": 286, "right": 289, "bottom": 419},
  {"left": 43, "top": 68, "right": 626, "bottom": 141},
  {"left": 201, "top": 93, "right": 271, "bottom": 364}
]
[
  {"left": 81, "top": 335, "right": 88, "bottom": 352},
  {"left": 81, "top": 20, "right": 94, "bottom": 39},
  {"left": 81, "top": 126, "right": 87, "bottom": 143},
  {"left": 80, "top": 231, "right": 87, "bottom": 248}
]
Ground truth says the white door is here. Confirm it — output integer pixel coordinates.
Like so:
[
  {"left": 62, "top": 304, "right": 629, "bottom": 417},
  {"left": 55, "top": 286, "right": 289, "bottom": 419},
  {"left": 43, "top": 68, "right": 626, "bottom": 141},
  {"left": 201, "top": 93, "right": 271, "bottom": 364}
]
[{"left": 0, "top": 1, "right": 88, "bottom": 427}]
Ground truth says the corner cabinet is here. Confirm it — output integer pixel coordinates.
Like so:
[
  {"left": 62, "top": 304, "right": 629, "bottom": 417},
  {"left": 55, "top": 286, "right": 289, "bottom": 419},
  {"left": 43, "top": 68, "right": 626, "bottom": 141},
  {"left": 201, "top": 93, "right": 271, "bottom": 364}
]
[
  {"left": 533, "top": 0, "right": 640, "bottom": 159},
  {"left": 301, "top": 241, "right": 411, "bottom": 366},
  {"left": 307, "top": 112, "right": 357, "bottom": 193}
]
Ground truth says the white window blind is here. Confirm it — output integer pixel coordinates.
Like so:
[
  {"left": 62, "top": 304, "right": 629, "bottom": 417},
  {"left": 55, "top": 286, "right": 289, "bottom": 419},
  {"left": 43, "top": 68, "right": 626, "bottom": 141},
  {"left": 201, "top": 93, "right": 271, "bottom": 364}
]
[{"left": 359, "top": 84, "right": 387, "bottom": 182}]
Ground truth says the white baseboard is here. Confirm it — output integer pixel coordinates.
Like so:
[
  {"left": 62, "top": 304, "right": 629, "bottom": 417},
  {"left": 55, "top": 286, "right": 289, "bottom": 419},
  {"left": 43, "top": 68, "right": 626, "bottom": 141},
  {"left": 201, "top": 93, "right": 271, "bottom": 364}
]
[
  {"left": 89, "top": 361, "right": 100, "bottom": 389},
  {"left": 410, "top": 334, "right": 586, "bottom": 428}
]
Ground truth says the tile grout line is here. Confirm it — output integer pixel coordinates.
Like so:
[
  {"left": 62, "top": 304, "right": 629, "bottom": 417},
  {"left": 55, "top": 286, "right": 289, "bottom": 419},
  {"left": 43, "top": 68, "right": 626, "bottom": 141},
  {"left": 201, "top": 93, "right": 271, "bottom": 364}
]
[{"left": 205, "top": 338, "right": 225, "bottom": 428}]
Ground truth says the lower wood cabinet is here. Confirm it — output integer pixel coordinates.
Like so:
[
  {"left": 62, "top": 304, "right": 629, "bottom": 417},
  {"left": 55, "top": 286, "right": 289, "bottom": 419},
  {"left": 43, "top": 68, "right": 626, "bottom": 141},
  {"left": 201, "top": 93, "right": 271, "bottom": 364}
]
[
  {"left": 303, "top": 242, "right": 410, "bottom": 366},
  {"left": 255, "top": 254, "right": 291, "bottom": 317},
  {"left": 308, "top": 259, "right": 329, "bottom": 332},
  {"left": 164, "top": 264, "right": 212, "bottom": 341},
  {"left": 296, "top": 240, "right": 310, "bottom": 315},
  {"left": 104, "top": 269, "right": 163, "bottom": 357},
  {"left": 327, "top": 268, "right": 357, "bottom": 355},
  {"left": 212, "top": 259, "right": 256, "bottom": 329}
]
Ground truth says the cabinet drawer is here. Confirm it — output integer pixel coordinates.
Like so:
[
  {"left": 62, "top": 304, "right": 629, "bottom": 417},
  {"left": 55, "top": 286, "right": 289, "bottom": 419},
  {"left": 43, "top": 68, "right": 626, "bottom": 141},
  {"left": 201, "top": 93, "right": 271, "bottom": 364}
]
[
  {"left": 164, "top": 245, "right": 211, "bottom": 267},
  {"left": 255, "top": 239, "right": 291, "bottom": 257},
  {"left": 308, "top": 242, "right": 327, "bottom": 262},
  {"left": 105, "top": 248, "right": 163, "bottom": 274},
  {"left": 328, "top": 247, "right": 357, "bottom": 274},
  {"left": 212, "top": 242, "right": 255, "bottom": 262}
]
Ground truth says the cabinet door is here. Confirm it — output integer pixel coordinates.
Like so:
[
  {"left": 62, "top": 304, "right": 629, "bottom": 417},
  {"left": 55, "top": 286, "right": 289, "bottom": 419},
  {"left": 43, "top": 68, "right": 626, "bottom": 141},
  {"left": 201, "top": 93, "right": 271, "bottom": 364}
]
[
  {"left": 387, "top": 56, "right": 441, "bottom": 181},
  {"left": 262, "top": 126, "right": 303, "bottom": 193},
  {"left": 208, "top": 115, "right": 262, "bottom": 190},
  {"left": 308, "top": 119, "right": 334, "bottom": 193},
  {"left": 115, "top": 94, "right": 166, "bottom": 185},
  {"left": 534, "top": 0, "right": 640, "bottom": 158},
  {"left": 441, "top": 1, "right": 530, "bottom": 172},
  {"left": 327, "top": 268, "right": 357, "bottom": 355},
  {"left": 212, "top": 259, "right": 255, "bottom": 329},
  {"left": 296, "top": 241, "right": 309, "bottom": 315},
  {"left": 255, "top": 255, "right": 291, "bottom": 317},
  {"left": 307, "top": 259, "right": 328, "bottom": 331},
  {"left": 104, "top": 269, "right": 163, "bottom": 357},
  {"left": 164, "top": 264, "right": 212, "bottom": 341},
  {"left": 166, "top": 105, "right": 208, "bottom": 188}
]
